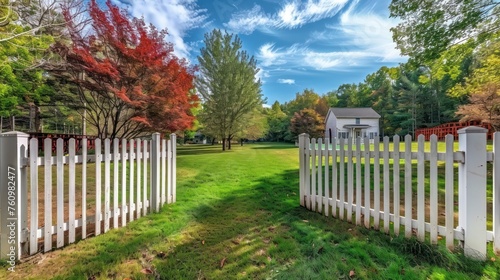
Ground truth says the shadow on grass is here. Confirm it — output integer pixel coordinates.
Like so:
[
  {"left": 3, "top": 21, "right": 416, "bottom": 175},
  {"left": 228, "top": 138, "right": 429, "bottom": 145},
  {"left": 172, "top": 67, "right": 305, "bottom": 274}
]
[
  {"left": 250, "top": 143, "right": 297, "bottom": 150},
  {"left": 40, "top": 166, "right": 490, "bottom": 280},
  {"left": 177, "top": 145, "right": 225, "bottom": 156}
]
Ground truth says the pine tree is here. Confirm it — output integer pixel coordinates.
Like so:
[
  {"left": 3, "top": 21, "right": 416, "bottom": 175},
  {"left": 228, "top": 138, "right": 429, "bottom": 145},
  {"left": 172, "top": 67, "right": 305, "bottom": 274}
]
[{"left": 196, "top": 29, "right": 263, "bottom": 150}]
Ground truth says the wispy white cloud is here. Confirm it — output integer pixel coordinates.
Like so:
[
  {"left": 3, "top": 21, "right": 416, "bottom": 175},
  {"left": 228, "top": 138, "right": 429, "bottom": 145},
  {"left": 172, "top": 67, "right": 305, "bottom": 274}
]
[
  {"left": 256, "top": 42, "right": 373, "bottom": 71},
  {"left": 112, "top": 0, "right": 208, "bottom": 60},
  {"left": 277, "top": 78, "right": 295, "bottom": 84},
  {"left": 277, "top": 0, "right": 349, "bottom": 28},
  {"left": 225, "top": 0, "right": 349, "bottom": 34},
  {"left": 225, "top": 5, "right": 275, "bottom": 35},
  {"left": 254, "top": 0, "right": 405, "bottom": 80},
  {"left": 258, "top": 43, "right": 309, "bottom": 67},
  {"left": 315, "top": 0, "right": 404, "bottom": 63}
]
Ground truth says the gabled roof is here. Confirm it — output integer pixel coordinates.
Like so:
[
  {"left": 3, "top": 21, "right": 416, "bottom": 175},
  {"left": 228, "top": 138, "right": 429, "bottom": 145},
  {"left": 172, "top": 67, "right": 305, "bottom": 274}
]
[{"left": 326, "top": 107, "right": 381, "bottom": 119}]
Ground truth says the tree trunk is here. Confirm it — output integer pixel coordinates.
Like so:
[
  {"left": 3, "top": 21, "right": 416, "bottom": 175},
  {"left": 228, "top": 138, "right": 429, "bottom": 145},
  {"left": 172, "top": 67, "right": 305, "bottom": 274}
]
[
  {"left": 34, "top": 106, "right": 41, "bottom": 132},
  {"left": 222, "top": 138, "right": 226, "bottom": 151},
  {"left": 227, "top": 136, "right": 232, "bottom": 150}
]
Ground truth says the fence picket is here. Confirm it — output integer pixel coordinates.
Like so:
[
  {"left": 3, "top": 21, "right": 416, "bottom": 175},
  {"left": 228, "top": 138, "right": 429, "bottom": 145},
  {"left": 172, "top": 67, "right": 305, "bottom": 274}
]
[
  {"left": 299, "top": 134, "right": 305, "bottom": 207},
  {"left": 113, "top": 139, "right": 119, "bottom": 229},
  {"left": 347, "top": 137, "right": 353, "bottom": 223},
  {"left": 44, "top": 138, "right": 52, "bottom": 252},
  {"left": 29, "top": 138, "right": 38, "bottom": 255},
  {"left": 167, "top": 138, "right": 172, "bottom": 204},
  {"left": 82, "top": 138, "right": 87, "bottom": 239},
  {"left": 317, "top": 138, "right": 323, "bottom": 214},
  {"left": 136, "top": 139, "right": 142, "bottom": 218},
  {"left": 104, "top": 139, "right": 110, "bottom": 233},
  {"left": 383, "top": 137, "right": 390, "bottom": 233},
  {"left": 95, "top": 139, "right": 102, "bottom": 236},
  {"left": 129, "top": 139, "right": 135, "bottom": 222},
  {"left": 143, "top": 140, "right": 148, "bottom": 216},
  {"left": 417, "top": 135, "right": 425, "bottom": 241},
  {"left": 373, "top": 137, "right": 380, "bottom": 230},
  {"left": 324, "top": 139, "right": 330, "bottom": 217},
  {"left": 355, "top": 139, "right": 361, "bottom": 226},
  {"left": 311, "top": 138, "right": 317, "bottom": 212},
  {"left": 363, "top": 137, "right": 370, "bottom": 228},
  {"left": 331, "top": 138, "right": 338, "bottom": 218},
  {"left": 404, "top": 135, "right": 412, "bottom": 238},
  {"left": 393, "top": 135, "right": 400, "bottom": 236},
  {"left": 161, "top": 139, "right": 167, "bottom": 205},
  {"left": 56, "top": 138, "right": 64, "bottom": 248},
  {"left": 339, "top": 138, "right": 345, "bottom": 220},
  {"left": 172, "top": 134, "right": 177, "bottom": 203},
  {"left": 121, "top": 139, "right": 127, "bottom": 227},
  {"left": 430, "top": 135, "right": 438, "bottom": 244},
  {"left": 68, "top": 139, "right": 76, "bottom": 244},
  {"left": 445, "top": 135, "right": 454, "bottom": 250}
]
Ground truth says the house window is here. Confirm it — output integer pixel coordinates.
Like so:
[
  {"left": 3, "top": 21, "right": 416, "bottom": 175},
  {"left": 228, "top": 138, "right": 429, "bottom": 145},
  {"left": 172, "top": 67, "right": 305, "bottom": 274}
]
[
  {"left": 369, "top": 132, "right": 378, "bottom": 139},
  {"left": 355, "top": 118, "right": 360, "bottom": 124},
  {"left": 338, "top": 132, "right": 349, "bottom": 139}
]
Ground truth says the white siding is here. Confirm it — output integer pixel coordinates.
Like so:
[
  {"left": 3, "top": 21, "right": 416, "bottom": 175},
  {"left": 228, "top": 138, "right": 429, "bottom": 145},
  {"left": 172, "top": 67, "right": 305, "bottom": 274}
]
[
  {"left": 332, "top": 118, "right": 379, "bottom": 138},
  {"left": 324, "top": 113, "right": 337, "bottom": 140}
]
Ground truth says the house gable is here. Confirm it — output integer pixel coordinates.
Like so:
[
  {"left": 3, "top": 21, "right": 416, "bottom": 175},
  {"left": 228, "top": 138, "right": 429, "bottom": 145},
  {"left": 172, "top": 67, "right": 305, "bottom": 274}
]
[{"left": 325, "top": 107, "right": 380, "bottom": 140}]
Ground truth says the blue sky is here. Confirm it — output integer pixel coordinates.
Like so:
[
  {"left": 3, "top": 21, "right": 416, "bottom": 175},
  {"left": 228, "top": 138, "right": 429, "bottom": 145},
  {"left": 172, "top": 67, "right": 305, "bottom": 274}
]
[{"left": 107, "top": 0, "right": 407, "bottom": 105}]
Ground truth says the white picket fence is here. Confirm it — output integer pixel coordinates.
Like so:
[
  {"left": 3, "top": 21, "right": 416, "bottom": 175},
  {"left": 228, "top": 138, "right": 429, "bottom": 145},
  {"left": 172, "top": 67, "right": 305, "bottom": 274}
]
[
  {"left": 299, "top": 126, "right": 500, "bottom": 260},
  {"left": 0, "top": 132, "right": 176, "bottom": 260}
]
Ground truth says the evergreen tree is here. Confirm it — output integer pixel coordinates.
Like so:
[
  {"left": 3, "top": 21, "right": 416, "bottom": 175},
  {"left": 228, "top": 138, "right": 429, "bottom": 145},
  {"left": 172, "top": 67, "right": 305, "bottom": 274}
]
[{"left": 196, "top": 29, "right": 263, "bottom": 150}]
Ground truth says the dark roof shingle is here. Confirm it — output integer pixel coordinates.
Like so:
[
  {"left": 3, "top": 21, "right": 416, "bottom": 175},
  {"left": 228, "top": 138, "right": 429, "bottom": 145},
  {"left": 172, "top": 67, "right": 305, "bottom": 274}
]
[{"left": 329, "top": 108, "right": 380, "bottom": 118}]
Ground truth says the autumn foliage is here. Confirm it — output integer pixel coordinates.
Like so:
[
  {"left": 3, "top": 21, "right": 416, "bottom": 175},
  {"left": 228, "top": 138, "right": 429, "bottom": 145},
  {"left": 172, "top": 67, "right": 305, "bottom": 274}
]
[
  {"left": 290, "top": 109, "right": 324, "bottom": 139},
  {"left": 50, "top": 0, "right": 197, "bottom": 138}
]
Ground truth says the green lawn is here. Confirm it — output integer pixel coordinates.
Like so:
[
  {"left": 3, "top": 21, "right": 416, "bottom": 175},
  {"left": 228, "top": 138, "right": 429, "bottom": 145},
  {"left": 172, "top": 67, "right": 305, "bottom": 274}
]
[{"left": 2, "top": 142, "right": 500, "bottom": 279}]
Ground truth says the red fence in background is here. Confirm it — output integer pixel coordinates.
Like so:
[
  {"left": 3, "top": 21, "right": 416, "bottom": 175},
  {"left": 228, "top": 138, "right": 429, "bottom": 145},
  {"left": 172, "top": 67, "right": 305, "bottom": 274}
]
[
  {"left": 28, "top": 132, "right": 97, "bottom": 154},
  {"left": 415, "top": 120, "right": 494, "bottom": 141}
]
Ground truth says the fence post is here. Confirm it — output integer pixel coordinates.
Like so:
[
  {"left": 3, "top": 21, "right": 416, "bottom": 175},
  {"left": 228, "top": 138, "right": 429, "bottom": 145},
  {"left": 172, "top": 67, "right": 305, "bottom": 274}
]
[
  {"left": 299, "top": 133, "right": 307, "bottom": 207},
  {"left": 150, "top": 133, "right": 160, "bottom": 212},
  {"left": 494, "top": 132, "right": 500, "bottom": 254},
  {"left": 457, "top": 126, "right": 487, "bottom": 260},
  {"left": 0, "top": 131, "right": 29, "bottom": 263}
]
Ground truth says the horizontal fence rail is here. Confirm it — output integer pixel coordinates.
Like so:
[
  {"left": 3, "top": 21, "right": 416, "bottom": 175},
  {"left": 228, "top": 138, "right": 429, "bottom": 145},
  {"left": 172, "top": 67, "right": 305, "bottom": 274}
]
[
  {"left": 299, "top": 127, "right": 499, "bottom": 260},
  {"left": 0, "top": 132, "right": 177, "bottom": 261}
]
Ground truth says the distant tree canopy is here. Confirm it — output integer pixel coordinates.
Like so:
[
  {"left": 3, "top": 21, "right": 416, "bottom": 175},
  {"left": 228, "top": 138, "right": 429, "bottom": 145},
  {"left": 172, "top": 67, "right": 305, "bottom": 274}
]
[
  {"left": 48, "top": 0, "right": 198, "bottom": 139},
  {"left": 0, "top": 0, "right": 77, "bottom": 131},
  {"left": 390, "top": 0, "right": 500, "bottom": 64},
  {"left": 455, "top": 38, "right": 500, "bottom": 130},
  {"left": 196, "top": 29, "right": 263, "bottom": 150},
  {"left": 290, "top": 109, "right": 323, "bottom": 139}
]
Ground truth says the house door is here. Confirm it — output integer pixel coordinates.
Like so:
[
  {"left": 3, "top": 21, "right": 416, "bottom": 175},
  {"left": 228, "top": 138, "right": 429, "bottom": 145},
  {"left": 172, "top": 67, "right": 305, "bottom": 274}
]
[{"left": 355, "top": 129, "right": 361, "bottom": 138}]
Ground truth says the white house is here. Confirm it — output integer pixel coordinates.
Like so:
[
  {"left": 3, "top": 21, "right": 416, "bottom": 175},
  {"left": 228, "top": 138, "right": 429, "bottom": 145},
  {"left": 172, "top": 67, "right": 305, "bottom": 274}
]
[{"left": 324, "top": 108, "right": 380, "bottom": 141}]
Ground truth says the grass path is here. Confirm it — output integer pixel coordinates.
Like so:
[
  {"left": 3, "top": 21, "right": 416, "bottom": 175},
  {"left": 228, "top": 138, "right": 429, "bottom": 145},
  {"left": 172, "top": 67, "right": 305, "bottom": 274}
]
[{"left": 1, "top": 143, "right": 500, "bottom": 279}]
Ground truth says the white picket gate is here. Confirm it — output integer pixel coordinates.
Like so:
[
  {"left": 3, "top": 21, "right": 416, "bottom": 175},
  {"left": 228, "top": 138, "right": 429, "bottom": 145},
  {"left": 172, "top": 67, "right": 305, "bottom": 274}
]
[
  {"left": 0, "top": 132, "right": 176, "bottom": 261},
  {"left": 299, "top": 126, "right": 500, "bottom": 260}
]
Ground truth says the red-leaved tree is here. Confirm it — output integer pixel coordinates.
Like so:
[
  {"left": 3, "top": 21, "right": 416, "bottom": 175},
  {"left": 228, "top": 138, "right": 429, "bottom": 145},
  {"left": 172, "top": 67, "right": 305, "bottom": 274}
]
[{"left": 48, "top": 0, "right": 198, "bottom": 138}]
